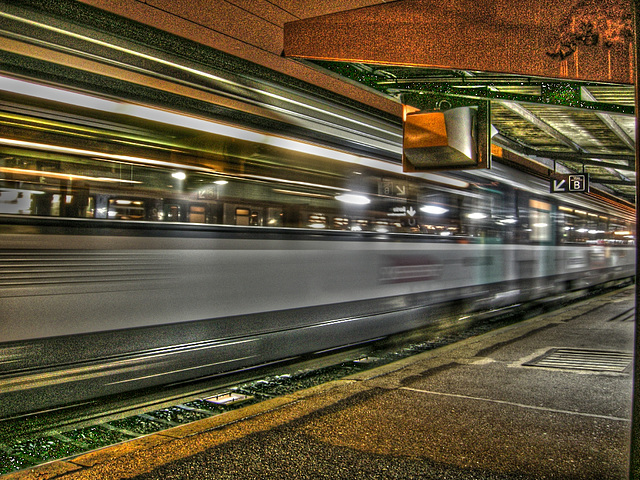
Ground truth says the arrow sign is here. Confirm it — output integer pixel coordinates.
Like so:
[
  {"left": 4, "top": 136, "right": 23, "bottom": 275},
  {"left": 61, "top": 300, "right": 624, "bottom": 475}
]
[
  {"left": 552, "top": 179, "right": 566, "bottom": 192},
  {"left": 550, "top": 174, "right": 588, "bottom": 193}
]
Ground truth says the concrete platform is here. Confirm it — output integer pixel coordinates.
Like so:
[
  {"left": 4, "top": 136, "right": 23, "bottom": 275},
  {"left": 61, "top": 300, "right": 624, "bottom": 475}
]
[{"left": 5, "top": 287, "right": 635, "bottom": 479}]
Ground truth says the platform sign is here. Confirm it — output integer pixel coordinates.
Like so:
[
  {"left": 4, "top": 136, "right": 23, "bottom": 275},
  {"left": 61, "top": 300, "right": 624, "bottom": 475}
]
[
  {"left": 550, "top": 174, "right": 589, "bottom": 193},
  {"left": 379, "top": 179, "right": 408, "bottom": 197}
]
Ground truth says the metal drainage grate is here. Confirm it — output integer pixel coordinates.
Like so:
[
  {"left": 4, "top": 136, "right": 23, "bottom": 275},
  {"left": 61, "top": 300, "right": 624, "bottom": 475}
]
[{"left": 523, "top": 348, "right": 633, "bottom": 373}]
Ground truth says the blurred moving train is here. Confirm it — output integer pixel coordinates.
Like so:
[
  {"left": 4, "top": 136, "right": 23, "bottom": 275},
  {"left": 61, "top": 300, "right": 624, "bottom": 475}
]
[{"left": 0, "top": 71, "right": 635, "bottom": 417}]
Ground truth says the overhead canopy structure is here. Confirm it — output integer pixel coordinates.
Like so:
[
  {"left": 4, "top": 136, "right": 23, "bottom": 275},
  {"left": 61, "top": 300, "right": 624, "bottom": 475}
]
[{"left": 283, "top": 0, "right": 636, "bottom": 205}]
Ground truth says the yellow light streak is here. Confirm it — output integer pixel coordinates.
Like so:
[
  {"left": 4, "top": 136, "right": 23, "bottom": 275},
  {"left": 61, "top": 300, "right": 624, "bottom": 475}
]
[{"left": 0, "top": 167, "right": 141, "bottom": 184}]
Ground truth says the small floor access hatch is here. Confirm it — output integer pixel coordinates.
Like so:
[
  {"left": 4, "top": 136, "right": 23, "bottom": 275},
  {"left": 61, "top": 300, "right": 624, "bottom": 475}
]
[{"left": 523, "top": 348, "right": 633, "bottom": 373}]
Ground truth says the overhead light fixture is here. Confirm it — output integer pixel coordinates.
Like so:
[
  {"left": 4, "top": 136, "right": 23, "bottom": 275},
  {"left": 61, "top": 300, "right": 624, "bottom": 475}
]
[
  {"left": 171, "top": 171, "right": 186, "bottom": 180},
  {"left": 214, "top": 180, "right": 228, "bottom": 185},
  {"left": 336, "top": 194, "right": 371, "bottom": 205},
  {"left": 420, "top": 205, "right": 448, "bottom": 215},
  {"left": 468, "top": 212, "right": 487, "bottom": 219}
]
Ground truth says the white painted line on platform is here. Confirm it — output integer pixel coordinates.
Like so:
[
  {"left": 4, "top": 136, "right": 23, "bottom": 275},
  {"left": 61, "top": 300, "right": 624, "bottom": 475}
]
[{"left": 400, "top": 387, "right": 630, "bottom": 422}]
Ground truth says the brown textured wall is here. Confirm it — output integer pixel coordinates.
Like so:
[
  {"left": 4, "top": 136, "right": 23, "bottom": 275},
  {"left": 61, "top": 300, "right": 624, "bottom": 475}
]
[{"left": 284, "top": 0, "right": 635, "bottom": 84}]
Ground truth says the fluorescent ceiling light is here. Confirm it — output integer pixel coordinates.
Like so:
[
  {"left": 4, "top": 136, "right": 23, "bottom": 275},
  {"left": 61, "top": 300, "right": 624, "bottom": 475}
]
[
  {"left": 420, "top": 205, "right": 448, "bottom": 215},
  {"left": 336, "top": 194, "right": 371, "bottom": 205}
]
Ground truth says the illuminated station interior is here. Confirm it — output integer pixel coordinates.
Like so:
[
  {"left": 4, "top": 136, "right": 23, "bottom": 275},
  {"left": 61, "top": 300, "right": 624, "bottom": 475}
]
[{"left": 0, "top": 1, "right": 638, "bottom": 479}]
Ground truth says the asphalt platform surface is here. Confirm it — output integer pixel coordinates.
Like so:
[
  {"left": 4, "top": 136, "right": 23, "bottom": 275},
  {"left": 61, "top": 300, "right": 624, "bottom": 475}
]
[{"left": 5, "top": 286, "right": 635, "bottom": 479}]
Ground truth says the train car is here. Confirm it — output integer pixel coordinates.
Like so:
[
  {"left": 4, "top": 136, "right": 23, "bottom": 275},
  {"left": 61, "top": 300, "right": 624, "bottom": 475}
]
[{"left": 0, "top": 71, "right": 635, "bottom": 417}]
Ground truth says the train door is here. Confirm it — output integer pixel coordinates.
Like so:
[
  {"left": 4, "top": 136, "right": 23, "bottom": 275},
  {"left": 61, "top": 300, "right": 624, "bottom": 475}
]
[
  {"left": 235, "top": 207, "right": 251, "bottom": 226},
  {"left": 188, "top": 204, "right": 206, "bottom": 223},
  {"left": 224, "top": 204, "right": 264, "bottom": 226},
  {"left": 164, "top": 203, "right": 181, "bottom": 222}
]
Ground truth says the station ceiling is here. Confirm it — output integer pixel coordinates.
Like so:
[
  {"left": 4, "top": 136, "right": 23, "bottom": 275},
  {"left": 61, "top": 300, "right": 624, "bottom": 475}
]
[
  {"left": 282, "top": 0, "right": 637, "bottom": 207},
  {"left": 310, "top": 63, "right": 636, "bottom": 205}
]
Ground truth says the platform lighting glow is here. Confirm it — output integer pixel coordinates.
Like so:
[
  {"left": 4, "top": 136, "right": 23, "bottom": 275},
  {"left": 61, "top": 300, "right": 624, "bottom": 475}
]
[
  {"left": 214, "top": 180, "right": 228, "bottom": 185},
  {"left": 0, "top": 75, "right": 470, "bottom": 189},
  {"left": 533, "top": 223, "right": 548, "bottom": 228},
  {"left": 336, "top": 194, "right": 371, "bottom": 205},
  {"left": 577, "top": 228, "right": 589, "bottom": 233},
  {"left": 500, "top": 218, "right": 517, "bottom": 224},
  {"left": 0, "top": 137, "right": 212, "bottom": 174},
  {"left": 420, "top": 205, "right": 448, "bottom": 215},
  {"left": 171, "top": 172, "right": 187, "bottom": 180},
  {"left": 440, "top": 231, "right": 452, "bottom": 236},
  {"left": 614, "top": 230, "right": 632, "bottom": 235},
  {"left": 0, "top": 12, "right": 399, "bottom": 144},
  {"left": 467, "top": 212, "right": 487, "bottom": 219}
]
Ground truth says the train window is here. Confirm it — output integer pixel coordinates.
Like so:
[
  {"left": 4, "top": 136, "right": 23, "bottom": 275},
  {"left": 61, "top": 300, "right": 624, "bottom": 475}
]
[
  {"left": 108, "top": 199, "right": 145, "bottom": 220},
  {"left": 86, "top": 197, "right": 95, "bottom": 218},
  {"left": 529, "top": 199, "right": 551, "bottom": 243},
  {"left": 333, "top": 217, "right": 349, "bottom": 230},
  {"left": 235, "top": 208, "right": 250, "bottom": 226},
  {"left": 0, "top": 79, "right": 633, "bottom": 246},
  {"left": 250, "top": 211, "right": 261, "bottom": 226},
  {"left": 189, "top": 205, "right": 206, "bottom": 223},
  {"left": 50, "top": 194, "right": 64, "bottom": 217},
  {"left": 308, "top": 213, "right": 326, "bottom": 229},
  {"left": 266, "top": 208, "right": 283, "bottom": 227},
  {"left": 352, "top": 219, "right": 368, "bottom": 232},
  {"left": 165, "top": 204, "right": 181, "bottom": 222},
  {"left": 371, "top": 220, "right": 391, "bottom": 233}
]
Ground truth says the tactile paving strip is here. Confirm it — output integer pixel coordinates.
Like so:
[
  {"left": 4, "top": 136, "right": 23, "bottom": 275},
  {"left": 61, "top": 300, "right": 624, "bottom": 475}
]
[{"left": 523, "top": 348, "right": 633, "bottom": 373}]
